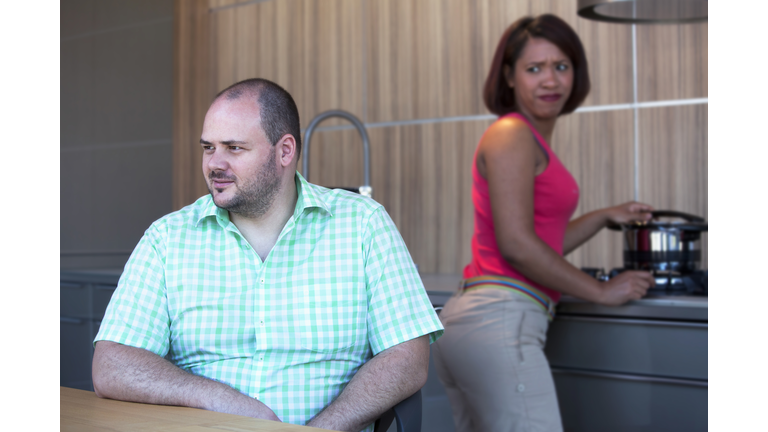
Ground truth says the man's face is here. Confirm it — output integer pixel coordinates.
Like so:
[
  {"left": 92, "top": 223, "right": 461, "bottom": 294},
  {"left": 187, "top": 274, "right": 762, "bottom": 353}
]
[{"left": 200, "top": 97, "right": 282, "bottom": 218}]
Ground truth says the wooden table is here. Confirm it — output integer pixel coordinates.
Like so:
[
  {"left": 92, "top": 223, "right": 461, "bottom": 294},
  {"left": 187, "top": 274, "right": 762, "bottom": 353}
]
[{"left": 60, "top": 387, "right": 328, "bottom": 431}]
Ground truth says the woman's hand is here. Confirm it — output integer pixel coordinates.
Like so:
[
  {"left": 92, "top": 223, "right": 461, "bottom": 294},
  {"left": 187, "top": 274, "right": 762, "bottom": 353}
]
[
  {"left": 597, "top": 270, "right": 655, "bottom": 306},
  {"left": 563, "top": 201, "right": 653, "bottom": 255},
  {"left": 605, "top": 201, "right": 654, "bottom": 225}
]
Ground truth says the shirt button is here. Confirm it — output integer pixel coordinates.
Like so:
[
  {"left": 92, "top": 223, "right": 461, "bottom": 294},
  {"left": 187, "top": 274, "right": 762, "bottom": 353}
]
[
  {"left": 260, "top": 278, "right": 265, "bottom": 283},
  {"left": 517, "top": 384, "right": 525, "bottom": 392}
]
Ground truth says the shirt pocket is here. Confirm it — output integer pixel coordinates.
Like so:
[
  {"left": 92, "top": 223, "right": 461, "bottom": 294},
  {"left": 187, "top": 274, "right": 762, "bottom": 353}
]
[{"left": 291, "top": 286, "right": 365, "bottom": 354}]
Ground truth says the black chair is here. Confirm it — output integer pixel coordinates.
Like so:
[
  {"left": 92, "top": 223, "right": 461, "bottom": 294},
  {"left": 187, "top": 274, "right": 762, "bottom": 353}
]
[{"left": 374, "top": 389, "right": 422, "bottom": 432}]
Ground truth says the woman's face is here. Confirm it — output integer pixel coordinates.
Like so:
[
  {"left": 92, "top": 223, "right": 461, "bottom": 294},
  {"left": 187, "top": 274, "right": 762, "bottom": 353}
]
[{"left": 504, "top": 37, "right": 574, "bottom": 121}]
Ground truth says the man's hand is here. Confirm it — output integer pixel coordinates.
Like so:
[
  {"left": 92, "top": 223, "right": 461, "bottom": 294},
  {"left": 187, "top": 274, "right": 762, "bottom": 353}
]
[
  {"left": 306, "top": 336, "right": 430, "bottom": 432},
  {"left": 92, "top": 341, "right": 281, "bottom": 422},
  {"left": 204, "top": 385, "right": 281, "bottom": 421}
]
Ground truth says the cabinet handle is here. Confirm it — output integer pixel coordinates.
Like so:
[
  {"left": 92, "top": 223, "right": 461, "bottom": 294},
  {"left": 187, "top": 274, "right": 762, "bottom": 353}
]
[
  {"left": 551, "top": 367, "right": 707, "bottom": 388},
  {"left": 554, "top": 315, "right": 707, "bottom": 329},
  {"left": 60, "top": 316, "right": 86, "bottom": 325}
]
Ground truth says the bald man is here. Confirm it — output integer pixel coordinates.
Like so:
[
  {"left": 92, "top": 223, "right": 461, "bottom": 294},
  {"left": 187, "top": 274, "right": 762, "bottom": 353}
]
[{"left": 92, "top": 78, "right": 443, "bottom": 432}]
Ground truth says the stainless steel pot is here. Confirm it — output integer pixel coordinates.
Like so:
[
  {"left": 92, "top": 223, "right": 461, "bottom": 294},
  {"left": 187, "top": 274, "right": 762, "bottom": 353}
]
[{"left": 607, "top": 210, "right": 708, "bottom": 272}]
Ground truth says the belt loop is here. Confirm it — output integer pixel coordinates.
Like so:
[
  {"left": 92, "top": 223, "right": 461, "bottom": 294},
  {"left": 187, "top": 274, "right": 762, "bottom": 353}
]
[{"left": 548, "top": 301, "right": 556, "bottom": 321}]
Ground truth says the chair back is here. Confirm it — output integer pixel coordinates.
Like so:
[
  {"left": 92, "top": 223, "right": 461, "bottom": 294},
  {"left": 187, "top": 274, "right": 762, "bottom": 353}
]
[{"left": 373, "top": 389, "right": 422, "bottom": 432}]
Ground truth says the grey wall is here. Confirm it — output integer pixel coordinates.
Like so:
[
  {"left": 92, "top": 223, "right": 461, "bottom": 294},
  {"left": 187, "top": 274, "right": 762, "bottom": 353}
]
[{"left": 61, "top": 0, "right": 174, "bottom": 269}]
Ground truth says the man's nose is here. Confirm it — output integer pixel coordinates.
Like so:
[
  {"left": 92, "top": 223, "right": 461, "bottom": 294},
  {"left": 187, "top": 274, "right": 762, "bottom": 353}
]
[{"left": 207, "top": 147, "right": 228, "bottom": 171}]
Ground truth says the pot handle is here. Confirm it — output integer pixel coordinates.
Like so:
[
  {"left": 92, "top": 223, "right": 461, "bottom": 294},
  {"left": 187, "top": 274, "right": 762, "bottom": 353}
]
[{"left": 650, "top": 210, "right": 705, "bottom": 223}]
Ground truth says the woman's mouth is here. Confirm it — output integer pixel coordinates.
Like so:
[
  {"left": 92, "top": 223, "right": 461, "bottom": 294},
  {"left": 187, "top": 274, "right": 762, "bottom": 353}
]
[{"left": 539, "top": 94, "right": 562, "bottom": 102}]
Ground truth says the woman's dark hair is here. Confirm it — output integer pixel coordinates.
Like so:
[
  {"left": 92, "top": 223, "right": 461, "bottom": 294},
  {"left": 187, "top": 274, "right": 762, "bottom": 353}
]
[{"left": 483, "top": 14, "right": 590, "bottom": 117}]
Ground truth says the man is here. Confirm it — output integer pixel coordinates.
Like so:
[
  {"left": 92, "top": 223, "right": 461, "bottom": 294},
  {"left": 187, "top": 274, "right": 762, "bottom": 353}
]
[{"left": 92, "top": 78, "right": 443, "bottom": 432}]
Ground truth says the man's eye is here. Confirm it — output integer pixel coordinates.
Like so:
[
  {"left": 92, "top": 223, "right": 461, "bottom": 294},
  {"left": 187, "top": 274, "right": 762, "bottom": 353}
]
[{"left": 230, "top": 146, "right": 242, "bottom": 151}]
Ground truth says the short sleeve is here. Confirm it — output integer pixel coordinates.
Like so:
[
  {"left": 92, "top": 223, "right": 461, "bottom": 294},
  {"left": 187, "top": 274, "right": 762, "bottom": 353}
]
[
  {"left": 363, "top": 207, "right": 444, "bottom": 355},
  {"left": 94, "top": 223, "right": 171, "bottom": 356}
]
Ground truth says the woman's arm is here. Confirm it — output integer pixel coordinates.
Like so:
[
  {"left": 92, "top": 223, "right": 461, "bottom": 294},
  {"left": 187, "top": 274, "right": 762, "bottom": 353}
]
[
  {"left": 480, "top": 119, "right": 652, "bottom": 306},
  {"left": 562, "top": 202, "right": 653, "bottom": 255}
]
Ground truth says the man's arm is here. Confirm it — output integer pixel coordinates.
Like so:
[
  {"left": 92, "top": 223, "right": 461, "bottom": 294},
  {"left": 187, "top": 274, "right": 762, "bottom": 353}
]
[
  {"left": 306, "top": 335, "right": 429, "bottom": 432},
  {"left": 92, "top": 340, "right": 281, "bottom": 421}
]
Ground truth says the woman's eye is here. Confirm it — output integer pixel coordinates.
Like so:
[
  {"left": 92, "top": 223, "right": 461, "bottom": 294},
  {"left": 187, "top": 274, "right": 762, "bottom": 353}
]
[
  {"left": 527, "top": 66, "right": 540, "bottom": 73},
  {"left": 556, "top": 64, "right": 569, "bottom": 71}
]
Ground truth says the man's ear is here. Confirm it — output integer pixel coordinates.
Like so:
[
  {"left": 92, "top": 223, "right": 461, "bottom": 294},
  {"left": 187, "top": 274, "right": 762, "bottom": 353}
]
[{"left": 276, "top": 134, "right": 297, "bottom": 168}]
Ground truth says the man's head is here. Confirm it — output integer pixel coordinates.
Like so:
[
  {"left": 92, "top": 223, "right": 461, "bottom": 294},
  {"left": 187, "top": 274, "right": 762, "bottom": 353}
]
[
  {"left": 200, "top": 78, "right": 301, "bottom": 219},
  {"left": 215, "top": 78, "right": 303, "bottom": 158}
]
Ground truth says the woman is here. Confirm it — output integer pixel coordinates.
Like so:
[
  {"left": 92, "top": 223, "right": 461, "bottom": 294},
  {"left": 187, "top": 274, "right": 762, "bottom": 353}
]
[{"left": 432, "top": 14, "right": 655, "bottom": 432}]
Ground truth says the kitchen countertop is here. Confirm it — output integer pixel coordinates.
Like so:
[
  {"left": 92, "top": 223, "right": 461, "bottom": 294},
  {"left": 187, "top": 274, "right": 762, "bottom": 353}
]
[
  {"left": 553, "top": 294, "right": 707, "bottom": 321},
  {"left": 61, "top": 270, "right": 707, "bottom": 322},
  {"left": 420, "top": 273, "right": 708, "bottom": 322},
  {"left": 61, "top": 268, "right": 123, "bottom": 285}
]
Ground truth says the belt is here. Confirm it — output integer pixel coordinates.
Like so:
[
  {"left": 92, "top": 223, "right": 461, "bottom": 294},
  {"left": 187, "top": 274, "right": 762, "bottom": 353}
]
[{"left": 460, "top": 275, "right": 557, "bottom": 320}]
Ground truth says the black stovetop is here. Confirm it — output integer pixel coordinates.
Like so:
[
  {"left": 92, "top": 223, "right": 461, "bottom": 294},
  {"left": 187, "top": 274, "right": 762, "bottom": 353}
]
[{"left": 581, "top": 267, "right": 708, "bottom": 296}]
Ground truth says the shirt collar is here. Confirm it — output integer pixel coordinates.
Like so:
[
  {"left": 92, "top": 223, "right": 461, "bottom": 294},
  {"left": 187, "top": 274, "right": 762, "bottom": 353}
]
[
  {"left": 293, "top": 171, "right": 332, "bottom": 219},
  {"left": 194, "top": 194, "right": 229, "bottom": 228},
  {"left": 194, "top": 171, "right": 332, "bottom": 228}
]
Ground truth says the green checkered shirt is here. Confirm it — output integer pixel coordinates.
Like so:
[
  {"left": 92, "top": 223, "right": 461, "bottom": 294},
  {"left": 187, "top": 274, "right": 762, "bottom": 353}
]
[{"left": 95, "top": 172, "right": 443, "bottom": 429}]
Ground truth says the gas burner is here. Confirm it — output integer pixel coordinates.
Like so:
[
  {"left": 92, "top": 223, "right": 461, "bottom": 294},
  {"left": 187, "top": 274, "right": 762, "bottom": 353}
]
[{"left": 581, "top": 267, "right": 707, "bottom": 296}]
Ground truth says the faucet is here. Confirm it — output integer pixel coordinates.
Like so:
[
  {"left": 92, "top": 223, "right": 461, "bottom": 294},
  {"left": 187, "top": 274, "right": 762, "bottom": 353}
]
[{"left": 301, "top": 110, "right": 372, "bottom": 198}]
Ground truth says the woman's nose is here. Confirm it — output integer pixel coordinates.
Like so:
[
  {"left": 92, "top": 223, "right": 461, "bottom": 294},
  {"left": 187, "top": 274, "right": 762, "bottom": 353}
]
[{"left": 541, "top": 68, "right": 557, "bottom": 88}]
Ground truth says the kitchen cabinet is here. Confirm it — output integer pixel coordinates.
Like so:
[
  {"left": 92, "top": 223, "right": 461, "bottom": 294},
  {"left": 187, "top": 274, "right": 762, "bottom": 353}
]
[
  {"left": 60, "top": 270, "right": 121, "bottom": 390},
  {"left": 424, "top": 290, "right": 458, "bottom": 432},
  {"left": 60, "top": 315, "right": 94, "bottom": 389},
  {"left": 545, "top": 296, "right": 708, "bottom": 432},
  {"left": 424, "top": 278, "right": 708, "bottom": 432}
]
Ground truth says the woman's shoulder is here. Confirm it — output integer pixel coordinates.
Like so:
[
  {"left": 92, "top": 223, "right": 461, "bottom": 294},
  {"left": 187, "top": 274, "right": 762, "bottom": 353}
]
[
  {"left": 477, "top": 114, "right": 541, "bottom": 179},
  {"left": 482, "top": 114, "right": 535, "bottom": 149}
]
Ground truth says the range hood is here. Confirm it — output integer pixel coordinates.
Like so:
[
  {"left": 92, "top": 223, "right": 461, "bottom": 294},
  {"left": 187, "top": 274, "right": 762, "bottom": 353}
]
[{"left": 577, "top": 0, "right": 707, "bottom": 24}]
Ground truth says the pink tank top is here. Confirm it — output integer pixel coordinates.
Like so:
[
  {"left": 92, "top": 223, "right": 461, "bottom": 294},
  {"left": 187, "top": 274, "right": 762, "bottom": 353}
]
[{"left": 463, "top": 113, "right": 580, "bottom": 303}]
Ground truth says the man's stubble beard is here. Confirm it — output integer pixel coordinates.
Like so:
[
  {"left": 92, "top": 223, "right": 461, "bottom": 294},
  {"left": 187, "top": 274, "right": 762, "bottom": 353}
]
[{"left": 208, "top": 145, "right": 282, "bottom": 219}]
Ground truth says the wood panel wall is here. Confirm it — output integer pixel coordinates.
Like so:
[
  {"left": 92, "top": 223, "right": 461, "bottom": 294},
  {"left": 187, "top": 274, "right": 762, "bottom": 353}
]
[
  {"left": 173, "top": 0, "right": 708, "bottom": 274},
  {"left": 172, "top": 0, "right": 213, "bottom": 211}
]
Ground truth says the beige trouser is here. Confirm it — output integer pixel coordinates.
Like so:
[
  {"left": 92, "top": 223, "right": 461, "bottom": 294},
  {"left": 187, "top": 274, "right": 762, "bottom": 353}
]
[{"left": 432, "top": 288, "right": 563, "bottom": 432}]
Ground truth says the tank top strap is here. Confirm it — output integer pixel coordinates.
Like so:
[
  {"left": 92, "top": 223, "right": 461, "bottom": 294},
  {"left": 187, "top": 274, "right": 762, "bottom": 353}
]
[{"left": 501, "top": 112, "right": 555, "bottom": 159}]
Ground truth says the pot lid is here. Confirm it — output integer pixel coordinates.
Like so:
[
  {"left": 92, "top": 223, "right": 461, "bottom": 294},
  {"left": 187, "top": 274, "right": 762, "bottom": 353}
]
[
  {"left": 577, "top": 0, "right": 708, "bottom": 24},
  {"left": 607, "top": 210, "right": 708, "bottom": 231}
]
